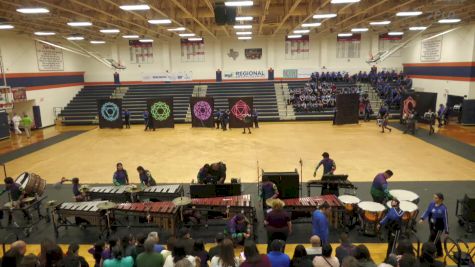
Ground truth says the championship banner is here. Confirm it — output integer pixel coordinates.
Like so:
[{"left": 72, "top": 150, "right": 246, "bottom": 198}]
[
  {"left": 190, "top": 97, "right": 214, "bottom": 128},
  {"left": 379, "top": 33, "right": 402, "bottom": 57},
  {"left": 129, "top": 40, "right": 154, "bottom": 64},
  {"left": 228, "top": 97, "right": 253, "bottom": 128},
  {"left": 337, "top": 33, "right": 361, "bottom": 58},
  {"left": 181, "top": 39, "right": 205, "bottom": 62},
  {"left": 147, "top": 97, "right": 174, "bottom": 128},
  {"left": 285, "top": 35, "right": 309, "bottom": 60},
  {"left": 223, "top": 70, "right": 266, "bottom": 80},
  {"left": 98, "top": 99, "right": 123, "bottom": 129},
  {"left": 12, "top": 87, "right": 27, "bottom": 102}
]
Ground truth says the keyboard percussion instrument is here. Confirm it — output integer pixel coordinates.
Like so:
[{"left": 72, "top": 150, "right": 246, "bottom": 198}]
[
  {"left": 282, "top": 195, "right": 344, "bottom": 228},
  {"left": 113, "top": 202, "right": 179, "bottom": 233},
  {"left": 86, "top": 184, "right": 183, "bottom": 202},
  {"left": 138, "top": 184, "right": 184, "bottom": 201},
  {"left": 189, "top": 194, "right": 256, "bottom": 224}
]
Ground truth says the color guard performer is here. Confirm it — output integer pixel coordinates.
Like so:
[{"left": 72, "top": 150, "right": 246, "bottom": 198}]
[
  {"left": 419, "top": 193, "right": 449, "bottom": 257},
  {"left": 370, "top": 170, "right": 394, "bottom": 204}
]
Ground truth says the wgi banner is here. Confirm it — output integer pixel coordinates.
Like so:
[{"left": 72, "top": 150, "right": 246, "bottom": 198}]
[
  {"left": 142, "top": 72, "right": 193, "bottom": 82},
  {"left": 223, "top": 70, "right": 266, "bottom": 80}
]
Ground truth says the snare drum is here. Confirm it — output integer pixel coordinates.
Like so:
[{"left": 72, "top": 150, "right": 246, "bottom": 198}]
[
  {"left": 358, "top": 201, "right": 386, "bottom": 222},
  {"left": 389, "top": 189, "right": 419, "bottom": 204},
  {"left": 15, "top": 172, "right": 46, "bottom": 196},
  {"left": 386, "top": 200, "right": 418, "bottom": 222},
  {"left": 338, "top": 195, "right": 360, "bottom": 212}
]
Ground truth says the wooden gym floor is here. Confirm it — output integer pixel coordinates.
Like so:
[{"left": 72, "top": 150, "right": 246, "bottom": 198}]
[{"left": 1, "top": 121, "right": 474, "bottom": 184}]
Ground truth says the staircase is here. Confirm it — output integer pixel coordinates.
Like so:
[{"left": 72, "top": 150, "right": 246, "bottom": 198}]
[
  {"left": 274, "top": 83, "right": 295, "bottom": 120},
  {"left": 185, "top": 85, "right": 208, "bottom": 122},
  {"left": 111, "top": 87, "right": 129, "bottom": 99}
]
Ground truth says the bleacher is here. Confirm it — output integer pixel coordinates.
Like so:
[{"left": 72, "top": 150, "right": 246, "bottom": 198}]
[
  {"left": 60, "top": 85, "right": 116, "bottom": 125},
  {"left": 122, "top": 83, "right": 195, "bottom": 123},
  {"left": 206, "top": 81, "right": 280, "bottom": 121}
]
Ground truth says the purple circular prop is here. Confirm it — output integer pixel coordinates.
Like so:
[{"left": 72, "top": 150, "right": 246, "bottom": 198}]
[{"left": 193, "top": 101, "right": 212, "bottom": 121}]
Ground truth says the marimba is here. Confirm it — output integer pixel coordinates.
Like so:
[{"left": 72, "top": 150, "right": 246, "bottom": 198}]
[
  {"left": 52, "top": 201, "right": 110, "bottom": 237},
  {"left": 87, "top": 186, "right": 132, "bottom": 202},
  {"left": 138, "top": 185, "right": 184, "bottom": 201},
  {"left": 113, "top": 202, "right": 179, "bottom": 233},
  {"left": 188, "top": 194, "right": 256, "bottom": 224},
  {"left": 282, "top": 195, "right": 344, "bottom": 229},
  {"left": 307, "top": 178, "right": 357, "bottom": 196}
]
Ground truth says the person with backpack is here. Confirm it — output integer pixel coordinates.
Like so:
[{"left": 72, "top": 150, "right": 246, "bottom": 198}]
[{"left": 137, "top": 166, "right": 156, "bottom": 187}]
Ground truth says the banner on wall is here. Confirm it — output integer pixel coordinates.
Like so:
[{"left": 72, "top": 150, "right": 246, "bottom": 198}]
[
  {"left": 12, "top": 87, "right": 27, "bottom": 102},
  {"left": 283, "top": 68, "right": 316, "bottom": 79},
  {"left": 379, "top": 33, "right": 402, "bottom": 57},
  {"left": 245, "top": 48, "right": 263, "bottom": 60},
  {"left": 420, "top": 34, "right": 442, "bottom": 62},
  {"left": 35, "top": 41, "right": 64, "bottom": 71},
  {"left": 223, "top": 70, "right": 266, "bottom": 80},
  {"left": 228, "top": 97, "right": 253, "bottom": 128},
  {"left": 129, "top": 40, "right": 154, "bottom": 64},
  {"left": 337, "top": 33, "right": 361, "bottom": 58},
  {"left": 147, "top": 97, "right": 174, "bottom": 128},
  {"left": 285, "top": 35, "right": 309, "bottom": 60},
  {"left": 98, "top": 99, "right": 123, "bottom": 129},
  {"left": 190, "top": 97, "right": 214, "bottom": 128},
  {"left": 0, "top": 87, "right": 13, "bottom": 109},
  {"left": 181, "top": 39, "right": 205, "bottom": 62},
  {"left": 142, "top": 72, "right": 193, "bottom": 82}
]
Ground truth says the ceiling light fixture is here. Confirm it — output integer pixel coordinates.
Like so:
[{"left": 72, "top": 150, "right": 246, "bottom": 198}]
[
  {"left": 302, "top": 22, "right": 322, "bottom": 27},
  {"left": 236, "top": 31, "right": 252, "bottom": 35},
  {"left": 179, "top": 33, "right": 195, "bottom": 37},
  {"left": 100, "top": 29, "right": 120, "bottom": 33},
  {"left": 409, "top": 26, "right": 427, "bottom": 31},
  {"left": 139, "top": 39, "right": 154, "bottom": 43},
  {"left": 119, "top": 4, "right": 150, "bottom": 11},
  {"left": 168, "top": 27, "right": 186, "bottom": 32},
  {"left": 236, "top": 16, "right": 253, "bottom": 21},
  {"left": 238, "top": 36, "right": 252, "bottom": 40},
  {"left": 338, "top": 33, "right": 353, "bottom": 37},
  {"left": 122, "top": 35, "right": 139, "bottom": 39},
  {"left": 188, "top": 37, "right": 203, "bottom": 41},
  {"left": 370, "top": 21, "right": 391, "bottom": 25},
  {"left": 233, "top": 25, "right": 252, "bottom": 29},
  {"left": 388, "top": 32, "right": 404, "bottom": 36},
  {"left": 396, "top": 11, "right": 422, "bottom": 17},
  {"left": 67, "top": 22, "right": 92, "bottom": 27},
  {"left": 90, "top": 41, "right": 106, "bottom": 44},
  {"left": 66, "top": 36, "right": 84, "bottom": 40},
  {"left": 16, "top": 8, "right": 49, "bottom": 14},
  {"left": 34, "top": 31, "right": 55, "bottom": 36},
  {"left": 148, "top": 19, "right": 172, "bottom": 24},
  {"left": 0, "top": 25, "right": 14, "bottom": 30},
  {"left": 313, "top": 13, "right": 337, "bottom": 19},
  {"left": 225, "top": 1, "right": 254, "bottom": 7},
  {"left": 287, "top": 35, "right": 302, "bottom": 39},
  {"left": 351, "top": 28, "right": 368, "bottom": 32},
  {"left": 294, "top": 29, "right": 310, "bottom": 34},
  {"left": 438, "top": 18, "right": 461, "bottom": 24},
  {"left": 331, "top": 0, "right": 360, "bottom": 3}
]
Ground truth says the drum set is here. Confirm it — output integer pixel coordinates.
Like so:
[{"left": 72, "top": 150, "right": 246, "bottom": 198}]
[{"left": 337, "top": 188, "right": 420, "bottom": 237}]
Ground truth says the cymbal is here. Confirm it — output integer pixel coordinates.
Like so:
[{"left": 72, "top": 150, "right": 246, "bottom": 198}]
[
  {"left": 97, "top": 201, "right": 117, "bottom": 210},
  {"left": 266, "top": 198, "right": 285, "bottom": 208},
  {"left": 21, "top": 197, "right": 36, "bottom": 203},
  {"left": 172, "top": 196, "right": 192, "bottom": 206},
  {"left": 79, "top": 185, "right": 90, "bottom": 192},
  {"left": 47, "top": 200, "right": 57, "bottom": 207},
  {"left": 3, "top": 202, "right": 15, "bottom": 208},
  {"left": 125, "top": 185, "right": 142, "bottom": 193}
]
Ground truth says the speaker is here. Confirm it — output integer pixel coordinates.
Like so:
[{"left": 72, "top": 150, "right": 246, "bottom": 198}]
[
  {"left": 214, "top": 4, "right": 226, "bottom": 25},
  {"left": 33, "top": 105, "right": 42, "bottom": 128},
  {"left": 462, "top": 194, "right": 475, "bottom": 221},
  {"left": 262, "top": 170, "right": 299, "bottom": 199},
  {"left": 226, "top": 6, "right": 236, "bottom": 24},
  {"left": 0, "top": 111, "right": 9, "bottom": 140}
]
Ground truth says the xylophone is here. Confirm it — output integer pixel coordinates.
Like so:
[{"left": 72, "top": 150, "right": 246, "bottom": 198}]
[
  {"left": 52, "top": 201, "right": 110, "bottom": 237},
  {"left": 282, "top": 195, "right": 344, "bottom": 229},
  {"left": 307, "top": 178, "right": 357, "bottom": 196},
  {"left": 138, "top": 185, "right": 184, "bottom": 201},
  {"left": 188, "top": 194, "right": 256, "bottom": 224},
  {"left": 113, "top": 202, "right": 179, "bottom": 233},
  {"left": 87, "top": 186, "right": 133, "bottom": 202}
]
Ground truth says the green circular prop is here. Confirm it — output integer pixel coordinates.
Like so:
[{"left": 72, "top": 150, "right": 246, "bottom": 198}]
[{"left": 151, "top": 101, "right": 171, "bottom": 121}]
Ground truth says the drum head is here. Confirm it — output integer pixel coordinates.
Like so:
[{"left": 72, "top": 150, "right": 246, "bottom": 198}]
[
  {"left": 389, "top": 189, "right": 419, "bottom": 202},
  {"left": 358, "top": 201, "right": 386, "bottom": 212},
  {"left": 15, "top": 172, "right": 29, "bottom": 189},
  {"left": 399, "top": 201, "right": 418, "bottom": 212},
  {"left": 338, "top": 195, "right": 360, "bottom": 204}
]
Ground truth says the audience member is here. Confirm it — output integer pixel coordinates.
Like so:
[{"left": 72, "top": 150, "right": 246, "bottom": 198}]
[
  {"left": 419, "top": 242, "right": 445, "bottom": 267},
  {"left": 290, "top": 245, "right": 312, "bottom": 267},
  {"left": 353, "top": 245, "right": 377, "bottom": 267},
  {"left": 306, "top": 235, "right": 322, "bottom": 259},
  {"left": 147, "top": 232, "right": 164, "bottom": 253},
  {"left": 240, "top": 240, "right": 271, "bottom": 267},
  {"left": 313, "top": 244, "right": 340, "bottom": 267},
  {"left": 177, "top": 228, "right": 195, "bottom": 255},
  {"left": 267, "top": 239, "right": 290, "bottom": 267},
  {"left": 39, "top": 239, "right": 56, "bottom": 267},
  {"left": 264, "top": 198, "right": 292, "bottom": 250},
  {"left": 103, "top": 247, "right": 133, "bottom": 267},
  {"left": 341, "top": 256, "right": 359, "bottom": 267},
  {"left": 135, "top": 234, "right": 147, "bottom": 256},
  {"left": 122, "top": 234, "right": 137, "bottom": 260},
  {"left": 161, "top": 237, "right": 176, "bottom": 261},
  {"left": 191, "top": 240, "right": 208, "bottom": 267},
  {"left": 2, "top": 240, "right": 27, "bottom": 267},
  {"left": 209, "top": 239, "right": 240, "bottom": 267},
  {"left": 88, "top": 241, "right": 105, "bottom": 267},
  {"left": 163, "top": 241, "right": 196, "bottom": 267},
  {"left": 398, "top": 253, "right": 419, "bottom": 267},
  {"left": 335, "top": 233, "right": 355, "bottom": 264},
  {"left": 45, "top": 245, "right": 64, "bottom": 267},
  {"left": 18, "top": 254, "right": 39, "bottom": 267},
  {"left": 136, "top": 238, "right": 164, "bottom": 267},
  {"left": 60, "top": 243, "right": 89, "bottom": 267},
  {"left": 312, "top": 202, "right": 330, "bottom": 245},
  {"left": 208, "top": 233, "right": 225, "bottom": 259}
]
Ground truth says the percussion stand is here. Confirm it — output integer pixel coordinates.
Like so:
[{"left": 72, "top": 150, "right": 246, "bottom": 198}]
[
  {"left": 299, "top": 158, "right": 303, "bottom": 197},
  {"left": 390, "top": 229, "right": 401, "bottom": 255}
]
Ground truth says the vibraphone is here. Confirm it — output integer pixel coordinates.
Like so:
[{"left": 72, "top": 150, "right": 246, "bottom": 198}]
[
  {"left": 188, "top": 194, "right": 256, "bottom": 226},
  {"left": 307, "top": 179, "right": 357, "bottom": 196},
  {"left": 87, "top": 186, "right": 133, "bottom": 202},
  {"left": 52, "top": 201, "right": 109, "bottom": 237},
  {"left": 137, "top": 185, "right": 184, "bottom": 201},
  {"left": 282, "top": 195, "right": 344, "bottom": 229},
  {"left": 112, "top": 202, "right": 179, "bottom": 234}
]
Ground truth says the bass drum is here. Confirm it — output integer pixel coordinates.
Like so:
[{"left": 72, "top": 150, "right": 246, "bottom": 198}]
[{"left": 15, "top": 172, "right": 46, "bottom": 197}]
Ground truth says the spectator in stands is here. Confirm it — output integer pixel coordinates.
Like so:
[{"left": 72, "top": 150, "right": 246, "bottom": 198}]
[
  {"left": 306, "top": 235, "right": 322, "bottom": 259},
  {"left": 38, "top": 239, "right": 56, "bottom": 267},
  {"left": 335, "top": 233, "right": 356, "bottom": 264},
  {"left": 342, "top": 256, "right": 359, "bottom": 267},
  {"left": 45, "top": 245, "right": 64, "bottom": 267},
  {"left": 177, "top": 228, "right": 195, "bottom": 255},
  {"left": 419, "top": 242, "right": 444, "bottom": 267},
  {"left": 60, "top": 243, "right": 89, "bottom": 267},
  {"left": 161, "top": 237, "right": 176, "bottom": 261},
  {"left": 240, "top": 240, "right": 271, "bottom": 267},
  {"left": 135, "top": 234, "right": 146, "bottom": 256},
  {"left": 121, "top": 234, "right": 137, "bottom": 261},
  {"left": 208, "top": 233, "right": 224, "bottom": 260},
  {"left": 163, "top": 241, "right": 197, "bottom": 267},
  {"left": 313, "top": 243, "right": 340, "bottom": 267},
  {"left": 353, "top": 245, "right": 376, "bottom": 267},
  {"left": 290, "top": 245, "right": 312, "bottom": 267},
  {"left": 18, "top": 254, "right": 39, "bottom": 267},
  {"left": 88, "top": 241, "right": 105, "bottom": 267},
  {"left": 1, "top": 240, "right": 27, "bottom": 267},
  {"left": 103, "top": 247, "right": 133, "bottom": 267},
  {"left": 191, "top": 240, "right": 208, "bottom": 267},
  {"left": 136, "top": 238, "right": 164, "bottom": 267},
  {"left": 267, "top": 239, "right": 290, "bottom": 267},
  {"left": 264, "top": 198, "right": 292, "bottom": 250},
  {"left": 210, "top": 238, "right": 240, "bottom": 267},
  {"left": 399, "top": 253, "right": 419, "bottom": 267},
  {"left": 312, "top": 202, "right": 330, "bottom": 245}
]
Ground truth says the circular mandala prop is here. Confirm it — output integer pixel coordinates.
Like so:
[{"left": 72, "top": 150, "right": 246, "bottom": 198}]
[
  {"left": 193, "top": 101, "right": 212, "bottom": 121},
  {"left": 151, "top": 101, "right": 171, "bottom": 121},
  {"left": 231, "top": 100, "right": 251, "bottom": 121},
  {"left": 100, "top": 102, "right": 120, "bottom": 122}
]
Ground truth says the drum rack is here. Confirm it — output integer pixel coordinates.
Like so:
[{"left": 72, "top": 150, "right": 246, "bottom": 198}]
[{"left": 0, "top": 196, "right": 47, "bottom": 237}]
